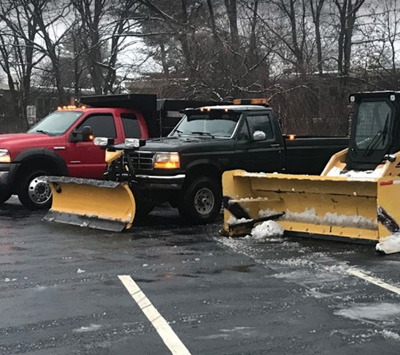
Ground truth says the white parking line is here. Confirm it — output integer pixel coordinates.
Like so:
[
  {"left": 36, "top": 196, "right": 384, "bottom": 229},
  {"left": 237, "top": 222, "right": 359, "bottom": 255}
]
[
  {"left": 347, "top": 268, "right": 400, "bottom": 295},
  {"left": 118, "top": 275, "right": 191, "bottom": 355}
]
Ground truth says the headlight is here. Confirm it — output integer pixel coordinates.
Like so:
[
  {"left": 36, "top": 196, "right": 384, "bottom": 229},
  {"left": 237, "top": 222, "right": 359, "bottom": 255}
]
[
  {"left": 125, "top": 138, "right": 140, "bottom": 148},
  {"left": 0, "top": 149, "right": 11, "bottom": 163},
  {"left": 153, "top": 152, "right": 180, "bottom": 169},
  {"left": 94, "top": 137, "right": 110, "bottom": 146}
]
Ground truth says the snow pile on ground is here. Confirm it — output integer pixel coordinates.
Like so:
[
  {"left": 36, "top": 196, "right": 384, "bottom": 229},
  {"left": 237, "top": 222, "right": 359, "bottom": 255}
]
[
  {"left": 376, "top": 233, "right": 400, "bottom": 254},
  {"left": 382, "top": 330, "right": 400, "bottom": 341},
  {"left": 244, "top": 220, "right": 284, "bottom": 240},
  {"left": 73, "top": 324, "right": 102, "bottom": 333}
]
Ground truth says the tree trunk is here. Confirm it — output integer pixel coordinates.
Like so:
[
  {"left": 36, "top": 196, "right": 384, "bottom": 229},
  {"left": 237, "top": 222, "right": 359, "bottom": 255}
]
[
  {"left": 310, "top": 0, "right": 325, "bottom": 75},
  {"left": 224, "top": 0, "right": 240, "bottom": 53}
]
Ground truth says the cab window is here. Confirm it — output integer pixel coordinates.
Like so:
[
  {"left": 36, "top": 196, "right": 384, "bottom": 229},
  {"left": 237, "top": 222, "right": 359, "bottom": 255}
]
[
  {"left": 121, "top": 113, "right": 141, "bottom": 138},
  {"left": 237, "top": 120, "right": 250, "bottom": 140},
  {"left": 246, "top": 114, "right": 274, "bottom": 139},
  {"left": 76, "top": 114, "right": 116, "bottom": 138},
  {"left": 355, "top": 101, "right": 391, "bottom": 150}
]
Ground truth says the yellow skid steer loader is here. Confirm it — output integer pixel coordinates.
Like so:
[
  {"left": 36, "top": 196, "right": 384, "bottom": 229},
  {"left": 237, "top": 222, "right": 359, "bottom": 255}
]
[{"left": 222, "top": 91, "right": 400, "bottom": 254}]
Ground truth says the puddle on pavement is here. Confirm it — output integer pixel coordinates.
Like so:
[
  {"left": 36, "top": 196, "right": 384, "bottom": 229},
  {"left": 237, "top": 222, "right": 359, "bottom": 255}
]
[
  {"left": 335, "top": 302, "right": 400, "bottom": 323},
  {"left": 196, "top": 264, "right": 255, "bottom": 275},
  {"left": 225, "top": 264, "right": 255, "bottom": 273},
  {"left": 157, "top": 273, "right": 200, "bottom": 280}
]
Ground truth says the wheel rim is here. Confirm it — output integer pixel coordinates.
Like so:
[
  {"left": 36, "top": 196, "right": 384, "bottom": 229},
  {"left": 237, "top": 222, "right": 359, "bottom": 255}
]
[
  {"left": 28, "top": 177, "right": 52, "bottom": 205},
  {"left": 194, "top": 187, "right": 214, "bottom": 215}
]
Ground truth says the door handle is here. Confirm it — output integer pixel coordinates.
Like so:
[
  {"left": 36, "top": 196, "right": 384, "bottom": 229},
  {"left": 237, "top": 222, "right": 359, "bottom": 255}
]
[{"left": 270, "top": 143, "right": 281, "bottom": 147}]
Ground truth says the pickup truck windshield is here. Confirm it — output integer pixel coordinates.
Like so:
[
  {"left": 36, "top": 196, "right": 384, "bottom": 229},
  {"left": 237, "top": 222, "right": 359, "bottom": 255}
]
[
  {"left": 170, "top": 112, "right": 240, "bottom": 138},
  {"left": 28, "top": 111, "right": 84, "bottom": 136}
]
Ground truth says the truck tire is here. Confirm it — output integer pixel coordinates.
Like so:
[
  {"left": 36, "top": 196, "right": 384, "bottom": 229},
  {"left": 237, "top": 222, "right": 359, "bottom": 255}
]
[
  {"left": 17, "top": 169, "right": 52, "bottom": 210},
  {"left": 0, "top": 191, "right": 12, "bottom": 205},
  {"left": 178, "top": 176, "right": 222, "bottom": 224}
]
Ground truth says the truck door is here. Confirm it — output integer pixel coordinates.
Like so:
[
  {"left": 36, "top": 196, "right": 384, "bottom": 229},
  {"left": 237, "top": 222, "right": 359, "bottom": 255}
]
[
  {"left": 234, "top": 113, "right": 284, "bottom": 173},
  {"left": 67, "top": 113, "right": 117, "bottom": 178}
]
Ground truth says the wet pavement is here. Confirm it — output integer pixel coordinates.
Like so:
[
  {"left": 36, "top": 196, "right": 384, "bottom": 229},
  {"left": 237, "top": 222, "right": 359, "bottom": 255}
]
[{"left": 1, "top": 196, "right": 400, "bottom": 354}]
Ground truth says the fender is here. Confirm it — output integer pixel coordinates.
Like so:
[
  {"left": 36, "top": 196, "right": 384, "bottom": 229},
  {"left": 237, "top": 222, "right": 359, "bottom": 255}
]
[
  {"left": 10, "top": 148, "right": 68, "bottom": 182},
  {"left": 185, "top": 157, "right": 226, "bottom": 174},
  {"left": 184, "top": 158, "right": 225, "bottom": 183}
]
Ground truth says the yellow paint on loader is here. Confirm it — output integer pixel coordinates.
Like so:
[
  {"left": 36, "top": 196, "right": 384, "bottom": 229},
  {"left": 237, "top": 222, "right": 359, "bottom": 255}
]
[
  {"left": 223, "top": 165, "right": 400, "bottom": 243},
  {"left": 46, "top": 178, "right": 136, "bottom": 231}
]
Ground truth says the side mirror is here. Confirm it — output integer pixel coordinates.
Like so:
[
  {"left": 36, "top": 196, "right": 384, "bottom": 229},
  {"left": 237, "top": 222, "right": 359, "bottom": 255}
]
[
  {"left": 253, "top": 130, "right": 266, "bottom": 141},
  {"left": 81, "top": 126, "right": 94, "bottom": 142},
  {"left": 70, "top": 126, "right": 94, "bottom": 142}
]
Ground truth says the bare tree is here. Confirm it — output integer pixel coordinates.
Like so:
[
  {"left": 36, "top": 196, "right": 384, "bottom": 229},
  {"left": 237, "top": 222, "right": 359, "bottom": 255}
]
[
  {"left": 0, "top": 0, "right": 45, "bottom": 127},
  {"left": 25, "top": 0, "right": 72, "bottom": 104},
  {"left": 309, "top": 0, "right": 325, "bottom": 75},
  {"left": 334, "top": 0, "right": 366, "bottom": 76},
  {"left": 357, "top": 0, "right": 400, "bottom": 88},
  {"left": 224, "top": 0, "right": 240, "bottom": 53},
  {"left": 72, "top": 0, "right": 142, "bottom": 94}
]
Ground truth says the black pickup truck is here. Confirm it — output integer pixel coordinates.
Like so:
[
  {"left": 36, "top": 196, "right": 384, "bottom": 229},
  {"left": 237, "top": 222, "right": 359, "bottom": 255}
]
[{"left": 121, "top": 99, "right": 349, "bottom": 224}]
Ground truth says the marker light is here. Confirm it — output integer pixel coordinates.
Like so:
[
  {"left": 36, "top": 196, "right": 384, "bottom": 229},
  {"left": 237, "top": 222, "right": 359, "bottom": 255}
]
[
  {"left": 57, "top": 105, "right": 85, "bottom": 111},
  {"left": 288, "top": 134, "right": 296, "bottom": 140},
  {"left": 233, "top": 98, "right": 268, "bottom": 105},
  {"left": 154, "top": 152, "right": 180, "bottom": 169}
]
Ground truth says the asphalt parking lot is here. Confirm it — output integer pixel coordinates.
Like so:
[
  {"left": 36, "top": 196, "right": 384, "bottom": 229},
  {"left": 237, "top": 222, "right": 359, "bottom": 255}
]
[{"left": 1, "top": 196, "right": 400, "bottom": 355}]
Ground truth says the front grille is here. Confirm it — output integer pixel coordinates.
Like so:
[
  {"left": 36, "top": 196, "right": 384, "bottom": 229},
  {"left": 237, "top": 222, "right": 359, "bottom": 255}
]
[{"left": 128, "top": 151, "right": 154, "bottom": 171}]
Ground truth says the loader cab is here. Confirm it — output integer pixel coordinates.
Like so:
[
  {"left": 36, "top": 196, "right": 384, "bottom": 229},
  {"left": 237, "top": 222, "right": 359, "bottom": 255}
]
[{"left": 346, "top": 92, "right": 400, "bottom": 171}]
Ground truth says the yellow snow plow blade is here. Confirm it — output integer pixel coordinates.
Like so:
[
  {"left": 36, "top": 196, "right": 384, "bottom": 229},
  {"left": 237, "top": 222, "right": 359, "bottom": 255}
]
[
  {"left": 43, "top": 176, "right": 135, "bottom": 232},
  {"left": 222, "top": 169, "right": 400, "bottom": 244}
]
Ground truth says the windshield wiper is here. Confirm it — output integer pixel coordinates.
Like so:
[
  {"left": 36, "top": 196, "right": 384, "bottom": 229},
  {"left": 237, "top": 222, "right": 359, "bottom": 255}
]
[
  {"left": 191, "top": 131, "right": 215, "bottom": 138},
  {"left": 34, "top": 129, "right": 50, "bottom": 135},
  {"left": 363, "top": 114, "right": 389, "bottom": 157},
  {"left": 363, "top": 130, "right": 386, "bottom": 157}
]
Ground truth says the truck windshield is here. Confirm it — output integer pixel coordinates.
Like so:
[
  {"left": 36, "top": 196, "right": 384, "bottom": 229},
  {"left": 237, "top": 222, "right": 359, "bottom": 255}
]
[
  {"left": 354, "top": 100, "right": 392, "bottom": 154},
  {"left": 170, "top": 112, "right": 240, "bottom": 138},
  {"left": 28, "top": 111, "right": 84, "bottom": 136}
]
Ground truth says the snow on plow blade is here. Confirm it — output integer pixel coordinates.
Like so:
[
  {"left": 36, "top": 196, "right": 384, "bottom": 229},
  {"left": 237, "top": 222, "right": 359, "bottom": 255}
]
[
  {"left": 222, "top": 170, "right": 400, "bottom": 244},
  {"left": 42, "top": 176, "right": 135, "bottom": 232}
]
